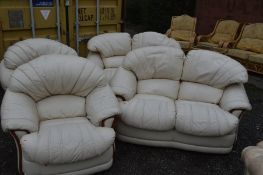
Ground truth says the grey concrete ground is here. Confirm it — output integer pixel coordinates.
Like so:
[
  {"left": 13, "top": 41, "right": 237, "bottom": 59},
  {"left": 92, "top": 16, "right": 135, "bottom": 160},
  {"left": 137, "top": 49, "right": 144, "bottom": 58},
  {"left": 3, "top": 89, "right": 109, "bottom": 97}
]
[{"left": 0, "top": 73, "right": 262, "bottom": 175}]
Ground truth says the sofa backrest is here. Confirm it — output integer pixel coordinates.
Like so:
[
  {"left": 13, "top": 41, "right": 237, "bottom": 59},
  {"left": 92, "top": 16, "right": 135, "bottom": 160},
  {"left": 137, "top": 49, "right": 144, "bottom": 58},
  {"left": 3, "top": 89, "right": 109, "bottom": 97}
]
[
  {"left": 170, "top": 15, "right": 196, "bottom": 41},
  {"left": 132, "top": 32, "right": 181, "bottom": 50},
  {"left": 123, "top": 46, "right": 185, "bottom": 99},
  {"left": 179, "top": 50, "right": 248, "bottom": 104},
  {"left": 210, "top": 20, "right": 240, "bottom": 44},
  {"left": 236, "top": 23, "right": 263, "bottom": 53},
  {"left": 9, "top": 55, "right": 106, "bottom": 101},
  {"left": 88, "top": 32, "right": 132, "bottom": 58},
  {"left": 3, "top": 38, "right": 77, "bottom": 69}
]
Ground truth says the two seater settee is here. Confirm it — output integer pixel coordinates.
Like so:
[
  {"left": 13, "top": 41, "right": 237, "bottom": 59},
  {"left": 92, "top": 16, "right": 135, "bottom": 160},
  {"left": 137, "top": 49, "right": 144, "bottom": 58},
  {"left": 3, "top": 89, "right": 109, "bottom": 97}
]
[{"left": 110, "top": 47, "right": 251, "bottom": 154}]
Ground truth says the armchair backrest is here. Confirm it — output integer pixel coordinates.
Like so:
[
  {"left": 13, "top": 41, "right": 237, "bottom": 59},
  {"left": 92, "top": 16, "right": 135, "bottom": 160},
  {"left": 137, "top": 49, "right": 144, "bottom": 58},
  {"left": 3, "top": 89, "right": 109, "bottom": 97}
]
[
  {"left": 3, "top": 38, "right": 77, "bottom": 69},
  {"left": 236, "top": 23, "right": 263, "bottom": 53},
  {"left": 210, "top": 20, "right": 240, "bottom": 44},
  {"left": 9, "top": 55, "right": 106, "bottom": 101},
  {"left": 169, "top": 15, "right": 196, "bottom": 41}
]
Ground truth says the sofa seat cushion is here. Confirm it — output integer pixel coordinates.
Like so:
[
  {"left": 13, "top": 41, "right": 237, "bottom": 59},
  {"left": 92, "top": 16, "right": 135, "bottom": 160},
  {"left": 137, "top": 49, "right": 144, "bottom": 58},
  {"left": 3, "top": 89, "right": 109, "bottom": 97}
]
[
  {"left": 227, "top": 49, "right": 255, "bottom": 60},
  {"left": 178, "top": 41, "right": 191, "bottom": 49},
  {"left": 103, "top": 56, "right": 125, "bottom": 68},
  {"left": 248, "top": 54, "right": 263, "bottom": 64},
  {"left": 175, "top": 100, "right": 238, "bottom": 137},
  {"left": 21, "top": 117, "right": 115, "bottom": 165},
  {"left": 137, "top": 79, "right": 180, "bottom": 99},
  {"left": 120, "top": 94, "right": 176, "bottom": 131},
  {"left": 237, "top": 38, "right": 263, "bottom": 54},
  {"left": 196, "top": 42, "right": 218, "bottom": 49}
]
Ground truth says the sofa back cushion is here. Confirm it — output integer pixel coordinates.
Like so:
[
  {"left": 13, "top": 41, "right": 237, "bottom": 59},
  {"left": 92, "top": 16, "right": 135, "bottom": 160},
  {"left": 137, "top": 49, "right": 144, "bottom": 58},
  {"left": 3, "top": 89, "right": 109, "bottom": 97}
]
[
  {"left": 182, "top": 50, "right": 248, "bottom": 89},
  {"left": 178, "top": 82, "right": 223, "bottom": 104},
  {"left": 132, "top": 32, "right": 181, "bottom": 50},
  {"left": 236, "top": 23, "right": 263, "bottom": 53},
  {"left": 103, "top": 56, "right": 125, "bottom": 68},
  {"left": 137, "top": 79, "right": 180, "bottom": 99},
  {"left": 170, "top": 15, "right": 196, "bottom": 41},
  {"left": 210, "top": 20, "right": 239, "bottom": 43},
  {"left": 88, "top": 33, "right": 131, "bottom": 58},
  {"left": 3, "top": 38, "right": 77, "bottom": 69},
  {"left": 37, "top": 95, "right": 86, "bottom": 121},
  {"left": 123, "top": 46, "right": 184, "bottom": 81},
  {"left": 9, "top": 55, "right": 106, "bottom": 101}
]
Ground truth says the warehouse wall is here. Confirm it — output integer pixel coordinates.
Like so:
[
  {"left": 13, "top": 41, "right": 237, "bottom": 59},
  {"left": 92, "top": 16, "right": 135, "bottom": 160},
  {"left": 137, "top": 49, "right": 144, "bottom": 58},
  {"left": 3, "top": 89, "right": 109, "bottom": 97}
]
[
  {"left": 195, "top": 0, "right": 263, "bottom": 35},
  {"left": 124, "top": 0, "right": 196, "bottom": 35}
]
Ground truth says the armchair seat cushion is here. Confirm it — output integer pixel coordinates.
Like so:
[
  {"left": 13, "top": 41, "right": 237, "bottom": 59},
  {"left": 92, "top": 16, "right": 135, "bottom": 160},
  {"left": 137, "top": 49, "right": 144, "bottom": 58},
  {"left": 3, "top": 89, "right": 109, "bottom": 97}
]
[
  {"left": 178, "top": 41, "right": 191, "bottom": 49},
  {"left": 120, "top": 94, "right": 176, "bottom": 131},
  {"left": 248, "top": 54, "right": 263, "bottom": 64},
  {"left": 227, "top": 49, "right": 256, "bottom": 60},
  {"left": 21, "top": 117, "right": 115, "bottom": 165},
  {"left": 175, "top": 100, "right": 238, "bottom": 137},
  {"left": 196, "top": 42, "right": 218, "bottom": 49}
]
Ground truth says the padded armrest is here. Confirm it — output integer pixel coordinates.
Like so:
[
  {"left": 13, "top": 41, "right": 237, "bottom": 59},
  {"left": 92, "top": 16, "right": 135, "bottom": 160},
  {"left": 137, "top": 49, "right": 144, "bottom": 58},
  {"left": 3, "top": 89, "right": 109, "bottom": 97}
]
[
  {"left": 165, "top": 28, "right": 171, "bottom": 37},
  {"left": 220, "top": 83, "right": 252, "bottom": 112},
  {"left": 86, "top": 51, "right": 104, "bottom": 69},
  {"left": 110, "top": 67, "right": 137, "bottom": 100},
  {"left": 86, "top": 85, "right": 120, "bottom": 126},
  {"left": 1, "top": 90, "right": 39, "bottom": 132}
]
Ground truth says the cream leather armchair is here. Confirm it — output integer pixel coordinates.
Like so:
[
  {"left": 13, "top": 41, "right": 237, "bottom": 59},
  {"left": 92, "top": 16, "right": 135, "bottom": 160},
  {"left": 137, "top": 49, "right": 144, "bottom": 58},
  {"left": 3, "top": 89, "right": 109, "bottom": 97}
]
[
  {"left": 0, "top": 38, "right": 77, "bottom": 89},
  {"left": 1, "top": 55, "right": 120, "bottom": 175},
  {"left": 111, "top": 47, "right": 251, "bottom": 154}
]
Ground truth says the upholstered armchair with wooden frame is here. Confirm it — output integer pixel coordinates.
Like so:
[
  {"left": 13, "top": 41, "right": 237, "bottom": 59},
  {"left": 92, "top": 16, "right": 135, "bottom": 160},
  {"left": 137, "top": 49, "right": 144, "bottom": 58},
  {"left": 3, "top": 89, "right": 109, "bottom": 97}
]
[
  {"left": 196, "top": 19, "right": 240, "bottom": 53},
  {"left": 1, "top": 55, "right": 121, "bottom": 175},
  {"left": 166, "top": 15, "right": 197, "bottom": 51},
  {"left": 225, "top": 23, "right": 263, "bottom": 74}
]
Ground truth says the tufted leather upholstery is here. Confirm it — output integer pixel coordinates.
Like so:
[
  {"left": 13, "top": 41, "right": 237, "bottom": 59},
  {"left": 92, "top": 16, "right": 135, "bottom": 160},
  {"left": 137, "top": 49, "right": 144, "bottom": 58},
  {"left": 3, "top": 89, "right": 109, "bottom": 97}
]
[
  {"left": 1, "top": 55, "right": 120, "bottom": 174},
  {"left": 0, "top": 38, "right": 77, "bottom": 89},
  {"left": 111, "top": 47, "right": 251, "bottom": 153},
  {"left": 87, "top": 32, "right": 181, "bottom": 83}
]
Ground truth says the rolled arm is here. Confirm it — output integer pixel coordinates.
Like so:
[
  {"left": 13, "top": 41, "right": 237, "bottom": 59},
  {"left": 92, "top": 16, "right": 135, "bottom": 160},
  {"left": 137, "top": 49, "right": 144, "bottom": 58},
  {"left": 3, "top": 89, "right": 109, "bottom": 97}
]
[
  {"left": 165, "top": 28, "right": 172, "bottom": 37},
  {"left": 110, "top": 67, "right": 137, "bottom": 100},
  {"left": 86, "top": 51, "right": 104, "bottom": 69},
  {"left": 86, "top": 85, "right": 120, "bottom": 126},
  {"left": 220, "top": 83, "right": 252, "bottom": 112},
  {"left": 1, "top": 90, "right": 39, "bottom": 132}
]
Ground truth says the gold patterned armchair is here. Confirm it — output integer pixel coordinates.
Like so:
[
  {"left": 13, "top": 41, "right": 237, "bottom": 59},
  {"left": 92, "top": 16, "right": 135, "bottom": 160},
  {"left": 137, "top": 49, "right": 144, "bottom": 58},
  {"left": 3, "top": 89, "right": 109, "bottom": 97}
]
[
  {"left": 196, "top": 19, "right": 240, "bottom": 53},
  {"left": 226, "top": 23, "right": 263, "bottom": 74},
  {"left": 166, "top": 15, "right": 196, "bottom": 51}
]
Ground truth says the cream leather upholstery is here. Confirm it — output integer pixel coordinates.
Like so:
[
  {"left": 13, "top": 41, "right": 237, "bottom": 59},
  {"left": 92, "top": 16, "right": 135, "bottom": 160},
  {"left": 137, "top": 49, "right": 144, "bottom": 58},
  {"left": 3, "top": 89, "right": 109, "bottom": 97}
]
[
  {"left": 1, "top": 55, "right": 120, "bottom": 175},
  {"left": 242, "top": 141, "right": 263, "bottom": 175},
  {"left": 0, "top": 38, "right": 77, "bottom": 89},
  {"left": 111, "top": 48, "right": 251, "bottom": 153},
  {"left": 87, "top": 33, "right": 132, "bottom": 83},
  {"left": 87, "top": 32, "right": 181, "bottom": 83}
]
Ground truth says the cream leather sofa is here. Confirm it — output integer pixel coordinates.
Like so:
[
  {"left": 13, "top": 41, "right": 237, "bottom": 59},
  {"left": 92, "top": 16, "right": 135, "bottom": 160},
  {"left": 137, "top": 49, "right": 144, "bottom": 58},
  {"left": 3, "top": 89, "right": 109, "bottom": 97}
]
[
  {"left": 1, "top": 55, "right": 120, "bottom": 175},
  {"left": 242, "top": 141, "right": 263, "bottom": 175},
  {"left": 87, "top": 32, "right": 181, "bottom": 82},
  {"left": 0, "top": 38, "right": 77, "bottom": 89},
  {"left": 111, "top": 47, "right": 251, "bottom": 154}
]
